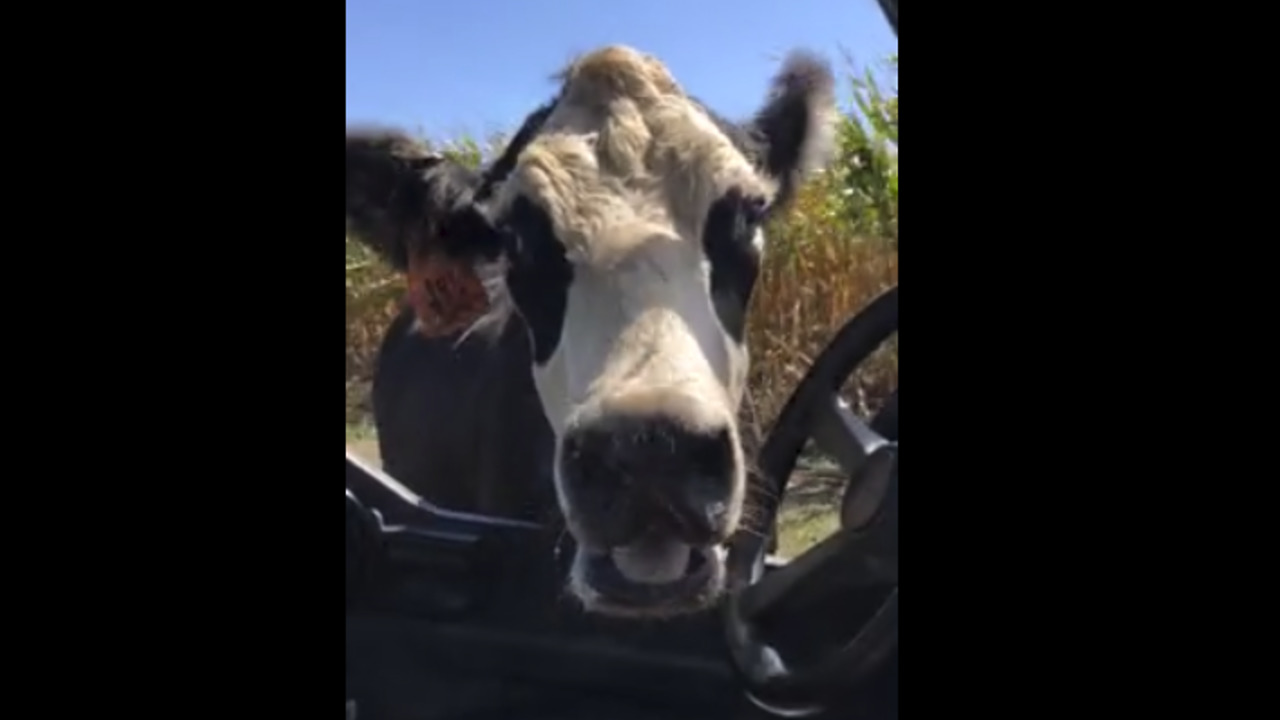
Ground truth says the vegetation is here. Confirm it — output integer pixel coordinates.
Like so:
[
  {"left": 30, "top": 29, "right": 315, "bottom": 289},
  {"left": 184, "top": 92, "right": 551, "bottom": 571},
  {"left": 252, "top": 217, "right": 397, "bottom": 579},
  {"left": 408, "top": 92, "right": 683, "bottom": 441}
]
[{"left": 345, "top": 54, "right": 899, "bottom": 553}]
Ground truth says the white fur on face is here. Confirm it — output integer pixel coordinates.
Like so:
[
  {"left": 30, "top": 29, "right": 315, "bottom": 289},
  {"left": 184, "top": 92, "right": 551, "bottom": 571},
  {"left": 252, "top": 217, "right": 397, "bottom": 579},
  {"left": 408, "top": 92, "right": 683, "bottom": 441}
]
[
  {"left": 538, "top": 237, "right": 747, "bottom": 534},
  {"left": 553, "top": 240, "right": 735, "bottom": 424},
  {"left": 487, "top": 47, "right": 766, "bottom": 447}
]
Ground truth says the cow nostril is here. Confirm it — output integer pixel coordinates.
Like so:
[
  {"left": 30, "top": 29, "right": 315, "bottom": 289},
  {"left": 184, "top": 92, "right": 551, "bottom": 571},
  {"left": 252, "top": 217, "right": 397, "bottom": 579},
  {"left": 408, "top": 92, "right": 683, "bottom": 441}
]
[
  {"left": 686, "top": 426, "right": 734, "bottom": 484},
  {"left": 560, "top": 415, "right": 739, "bottom": 548},
  {"left": 640, "top": 484, "right": 727, "bottom": 545}
]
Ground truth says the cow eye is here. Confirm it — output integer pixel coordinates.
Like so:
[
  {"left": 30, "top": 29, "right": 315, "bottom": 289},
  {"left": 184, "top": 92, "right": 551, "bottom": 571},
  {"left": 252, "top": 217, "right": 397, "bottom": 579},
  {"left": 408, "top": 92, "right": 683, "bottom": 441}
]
[{"left": 742, "top": 195, "right": 769, "bottom": 226}]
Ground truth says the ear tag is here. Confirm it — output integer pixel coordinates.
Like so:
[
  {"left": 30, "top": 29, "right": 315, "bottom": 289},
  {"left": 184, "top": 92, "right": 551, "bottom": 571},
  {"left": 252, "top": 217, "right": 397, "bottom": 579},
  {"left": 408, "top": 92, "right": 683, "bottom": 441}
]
[{"left": 405, "top": 251, "right": 491, "bottom": 338}]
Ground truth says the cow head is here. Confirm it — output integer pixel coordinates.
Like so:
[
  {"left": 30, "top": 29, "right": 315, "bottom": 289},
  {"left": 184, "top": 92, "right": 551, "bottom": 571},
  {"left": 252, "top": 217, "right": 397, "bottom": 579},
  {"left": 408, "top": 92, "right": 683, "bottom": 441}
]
[{"left": 346, "top": 45, "right": 837, "bottom": 617}]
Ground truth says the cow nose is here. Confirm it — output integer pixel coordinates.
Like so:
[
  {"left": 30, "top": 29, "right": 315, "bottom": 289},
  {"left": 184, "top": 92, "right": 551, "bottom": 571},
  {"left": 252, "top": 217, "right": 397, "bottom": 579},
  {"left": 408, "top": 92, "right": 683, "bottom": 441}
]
[{"left": 558, "top": 413, "right": 738, "bottom": 548}]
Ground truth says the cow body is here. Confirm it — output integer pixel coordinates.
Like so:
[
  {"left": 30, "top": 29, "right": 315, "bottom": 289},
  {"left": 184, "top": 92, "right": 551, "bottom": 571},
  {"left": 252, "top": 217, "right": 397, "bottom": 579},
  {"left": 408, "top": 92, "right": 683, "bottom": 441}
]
[{"left": 371, "top": 305, "right": 556, "bottom": 522}]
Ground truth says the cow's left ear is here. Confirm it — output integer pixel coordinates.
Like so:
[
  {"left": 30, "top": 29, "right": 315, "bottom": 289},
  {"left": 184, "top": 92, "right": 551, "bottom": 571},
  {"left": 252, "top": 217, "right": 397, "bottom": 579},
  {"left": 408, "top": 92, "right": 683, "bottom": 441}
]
[
  {"left": 346, "top": 128, "right": 465, "bottom": 270},
  {"left": 749, "top": 50, "right": 838, "bottom": 207}
]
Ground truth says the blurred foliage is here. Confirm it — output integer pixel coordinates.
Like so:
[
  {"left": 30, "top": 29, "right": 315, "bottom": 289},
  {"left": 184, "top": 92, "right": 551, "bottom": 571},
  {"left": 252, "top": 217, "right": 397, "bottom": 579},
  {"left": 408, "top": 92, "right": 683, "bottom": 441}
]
[{"left": 833, "top": 52, "right": 897, "bottom": 244}]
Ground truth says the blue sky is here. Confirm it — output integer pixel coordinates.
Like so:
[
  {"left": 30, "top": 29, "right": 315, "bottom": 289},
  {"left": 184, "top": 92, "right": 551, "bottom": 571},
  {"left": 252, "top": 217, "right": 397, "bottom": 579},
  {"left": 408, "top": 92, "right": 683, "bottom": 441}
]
[{"left": 345, "top": 0, "right": 897, "bottom": 141}]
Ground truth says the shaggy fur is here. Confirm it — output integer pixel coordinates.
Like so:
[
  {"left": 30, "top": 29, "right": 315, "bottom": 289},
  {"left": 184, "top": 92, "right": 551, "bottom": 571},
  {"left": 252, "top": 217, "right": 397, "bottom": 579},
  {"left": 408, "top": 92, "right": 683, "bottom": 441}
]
[{"left": 465, "top": 46, "right": 836, "bottom": 337}]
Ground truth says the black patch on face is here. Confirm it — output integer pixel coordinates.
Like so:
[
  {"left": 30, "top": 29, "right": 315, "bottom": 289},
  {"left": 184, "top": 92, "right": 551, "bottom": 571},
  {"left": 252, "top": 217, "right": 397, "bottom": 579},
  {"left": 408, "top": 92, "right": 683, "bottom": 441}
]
[
  {"left": 703, "top": 188, "right": 765, "bottom": 343},
  {"left": 474, "top": 98, "right": 558, "bottom": 203},
  {"left": 502, "top": 196, "right": 573, "bottom": 365}
]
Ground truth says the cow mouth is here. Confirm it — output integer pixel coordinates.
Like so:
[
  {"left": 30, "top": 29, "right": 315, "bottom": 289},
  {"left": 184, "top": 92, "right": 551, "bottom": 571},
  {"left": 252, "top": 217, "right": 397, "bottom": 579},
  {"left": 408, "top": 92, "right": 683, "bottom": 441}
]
[{"left": 576, "top": 535, "right": 724, "bottom": 615}]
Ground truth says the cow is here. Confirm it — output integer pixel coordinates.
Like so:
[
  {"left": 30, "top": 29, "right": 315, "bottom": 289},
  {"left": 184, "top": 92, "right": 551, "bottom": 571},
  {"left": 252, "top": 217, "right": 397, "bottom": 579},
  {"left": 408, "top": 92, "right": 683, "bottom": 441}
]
[
  {"left": 346, "top": 45, "right": 837, "bottom": 618},
  {"left": 347, "top": 113, "right": 561, "bottom": 524}
]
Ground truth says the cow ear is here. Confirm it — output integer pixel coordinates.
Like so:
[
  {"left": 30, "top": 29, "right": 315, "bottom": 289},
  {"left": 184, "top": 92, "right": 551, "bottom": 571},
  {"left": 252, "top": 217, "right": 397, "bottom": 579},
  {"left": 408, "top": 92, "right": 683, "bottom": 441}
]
[
  {"left": 749, "top": 50, "right": 838, "bottom": 207},
  {"left": 346, "top": 128, "right": 465, "bottom": 270}
]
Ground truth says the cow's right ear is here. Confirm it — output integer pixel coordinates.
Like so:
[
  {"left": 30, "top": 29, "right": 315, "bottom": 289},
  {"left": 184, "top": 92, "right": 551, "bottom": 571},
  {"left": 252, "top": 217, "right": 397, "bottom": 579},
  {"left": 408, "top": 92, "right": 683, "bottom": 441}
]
[{"left": 346, "top": 128, "right": 465, "bottom": 271}]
